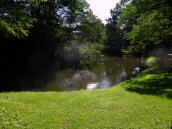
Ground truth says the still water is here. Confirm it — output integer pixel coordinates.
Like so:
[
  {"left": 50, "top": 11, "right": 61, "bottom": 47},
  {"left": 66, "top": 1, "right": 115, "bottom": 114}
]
[{"left": 45, "top": 57, "right": 143, "bottom": 91}]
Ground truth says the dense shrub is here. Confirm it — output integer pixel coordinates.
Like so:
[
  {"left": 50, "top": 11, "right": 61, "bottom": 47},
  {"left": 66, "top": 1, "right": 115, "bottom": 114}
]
[{"left": 145, "top": 56, "right": 159, "bottom": 68}]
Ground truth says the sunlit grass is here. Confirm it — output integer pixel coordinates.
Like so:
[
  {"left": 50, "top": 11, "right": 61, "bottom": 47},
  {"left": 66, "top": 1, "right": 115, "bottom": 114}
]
[{"left": 0, "top": 71, "right": 172, "bottom": 129}]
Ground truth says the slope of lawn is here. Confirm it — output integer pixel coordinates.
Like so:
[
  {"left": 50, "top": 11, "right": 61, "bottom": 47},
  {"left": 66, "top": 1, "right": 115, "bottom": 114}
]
[{"left": 0, "top": 69, "right": 172, "bottom": 129}]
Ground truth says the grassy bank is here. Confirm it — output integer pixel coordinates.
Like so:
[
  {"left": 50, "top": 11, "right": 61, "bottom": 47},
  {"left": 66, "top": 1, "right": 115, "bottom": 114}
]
[{"left": 0, "top": 70, "right": 172, "bottom": 129}]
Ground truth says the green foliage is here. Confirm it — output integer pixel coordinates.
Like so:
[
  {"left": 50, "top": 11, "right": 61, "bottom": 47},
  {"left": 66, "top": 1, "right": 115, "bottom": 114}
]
[
  {"left": 126, "top": 9, "right": 172, "bottom": 45},
  {"left": 0, "top": 101, "right": 33, "bottom": 129},
  {"left": 146, "top": 49, "right": 172, "bottom": 70},
  {"left": 77, "top": 12, "right": 106, "bottom": 43},
  {"left": 125, "top": 70, "right": 172, "bottom": 99},
  {"left": 1, "top": 70, "right": 172, "bottom": 128},
  {"left": 108, "top": 0, "right": 172, "bottom": 55},
  {"left": 79, "top": 43, "right": 105, "bottom": 68},
  {"left": 118, "top": 3, "right": 137, "bottom": 29},
  {"left": 105, "top": 4, "right": 126, "bottom": 55},
  {"left": 0, "top": 0, "right": 107, "bottom": 90},
  {"left": 0, "top": 0, "right": 35, "bottom": 38},
  {"left": 145, "top": 56, "right": 159, "bottom": 68}
]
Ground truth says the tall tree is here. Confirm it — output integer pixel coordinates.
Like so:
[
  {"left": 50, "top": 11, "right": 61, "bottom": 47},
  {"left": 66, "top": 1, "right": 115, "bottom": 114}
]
[
  {"left": 0, "top": 0, "right": 34, "bottom": 39},
  {"left": 105, "top": 3, "right": 127, "bottom": 55},
  {"left": 0, "top": 0, "right": 106, "bottom": 91},
  {"left": 118, "top": 0, "right": 172, "bottom": 55}
]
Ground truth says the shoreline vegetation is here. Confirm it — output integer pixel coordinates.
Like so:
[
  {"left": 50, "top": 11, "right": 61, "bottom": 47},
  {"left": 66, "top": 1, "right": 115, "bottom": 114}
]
[
  {"left": 0, "top": 68, "right": 172, "bottom": 129},
  {"left": 1, "top": 0, "right": 172, "bottom": 128}
]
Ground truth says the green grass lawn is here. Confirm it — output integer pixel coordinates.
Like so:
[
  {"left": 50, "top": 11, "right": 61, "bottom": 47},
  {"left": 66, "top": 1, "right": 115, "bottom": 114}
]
[{"left": 0, "top": 70, "right": 172, "bottom": 129}]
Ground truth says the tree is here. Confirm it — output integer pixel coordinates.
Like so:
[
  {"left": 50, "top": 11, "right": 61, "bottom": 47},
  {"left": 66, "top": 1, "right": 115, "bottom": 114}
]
[
  {"left": 77, "top": 11, "right": 106, "bottom": 43},
  {"left": 118, "top": 0, "right": 172, "bottom": 55},
  {"left": 0, "top": 0, "right": 107, "bottom": 91},
  {"left": 105, "top": 3, "right": 127, "bottom": 55},
  {"left": 0, "top": 0, "right": 34, "bottom": 39}
]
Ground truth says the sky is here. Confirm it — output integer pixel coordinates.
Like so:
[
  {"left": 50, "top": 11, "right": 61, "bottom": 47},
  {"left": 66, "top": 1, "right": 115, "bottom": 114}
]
[{"left": 86, "top": 0, "right": 120, "bottom": 24}]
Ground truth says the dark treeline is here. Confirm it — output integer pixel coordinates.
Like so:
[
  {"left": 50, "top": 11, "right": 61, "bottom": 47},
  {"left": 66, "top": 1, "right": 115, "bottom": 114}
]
[{"left": 0, "top": 0, "right": 106, "bottom": 91}]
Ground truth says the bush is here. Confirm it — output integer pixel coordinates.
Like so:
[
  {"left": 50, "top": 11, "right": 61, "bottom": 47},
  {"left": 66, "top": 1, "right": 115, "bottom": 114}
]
[
  {"left": 145, "top": 56, "right": 159, "bottom": 68},
  {"left": 79, "top": 43, "right": 105, "bottom": 68}
]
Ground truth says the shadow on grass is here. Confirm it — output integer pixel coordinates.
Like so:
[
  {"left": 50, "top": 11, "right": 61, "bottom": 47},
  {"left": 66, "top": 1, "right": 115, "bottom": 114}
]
[{"left": 125, "top": 73, "right": 172, "bottom": 99}]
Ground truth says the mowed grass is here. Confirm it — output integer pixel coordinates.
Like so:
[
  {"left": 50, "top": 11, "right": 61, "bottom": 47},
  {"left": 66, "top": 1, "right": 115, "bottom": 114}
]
[{"left": 0, "top": 71, "right": 172, "bottom": 129}]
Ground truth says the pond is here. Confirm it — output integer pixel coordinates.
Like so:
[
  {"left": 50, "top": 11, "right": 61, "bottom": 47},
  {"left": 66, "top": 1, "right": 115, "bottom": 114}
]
[{"left": 44, "top": 57, "right": 144, "bottom": 91}]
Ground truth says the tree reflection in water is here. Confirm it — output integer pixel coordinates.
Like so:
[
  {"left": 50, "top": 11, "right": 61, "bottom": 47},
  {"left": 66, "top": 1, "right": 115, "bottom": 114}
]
[{"left": 45, "top": 57, "right": 143, "bottom": 91}]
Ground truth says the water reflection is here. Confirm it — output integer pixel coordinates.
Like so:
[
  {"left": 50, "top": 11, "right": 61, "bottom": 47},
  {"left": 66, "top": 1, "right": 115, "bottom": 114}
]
[
  {"left": 99, "top": 71, "right": 111, "bottom": 88},
  {"left": 115, "top": 68, "right": 127, "bottom": 83},
  {"left": 45, "top": 57, "right": 143, "bottom": 91}
]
